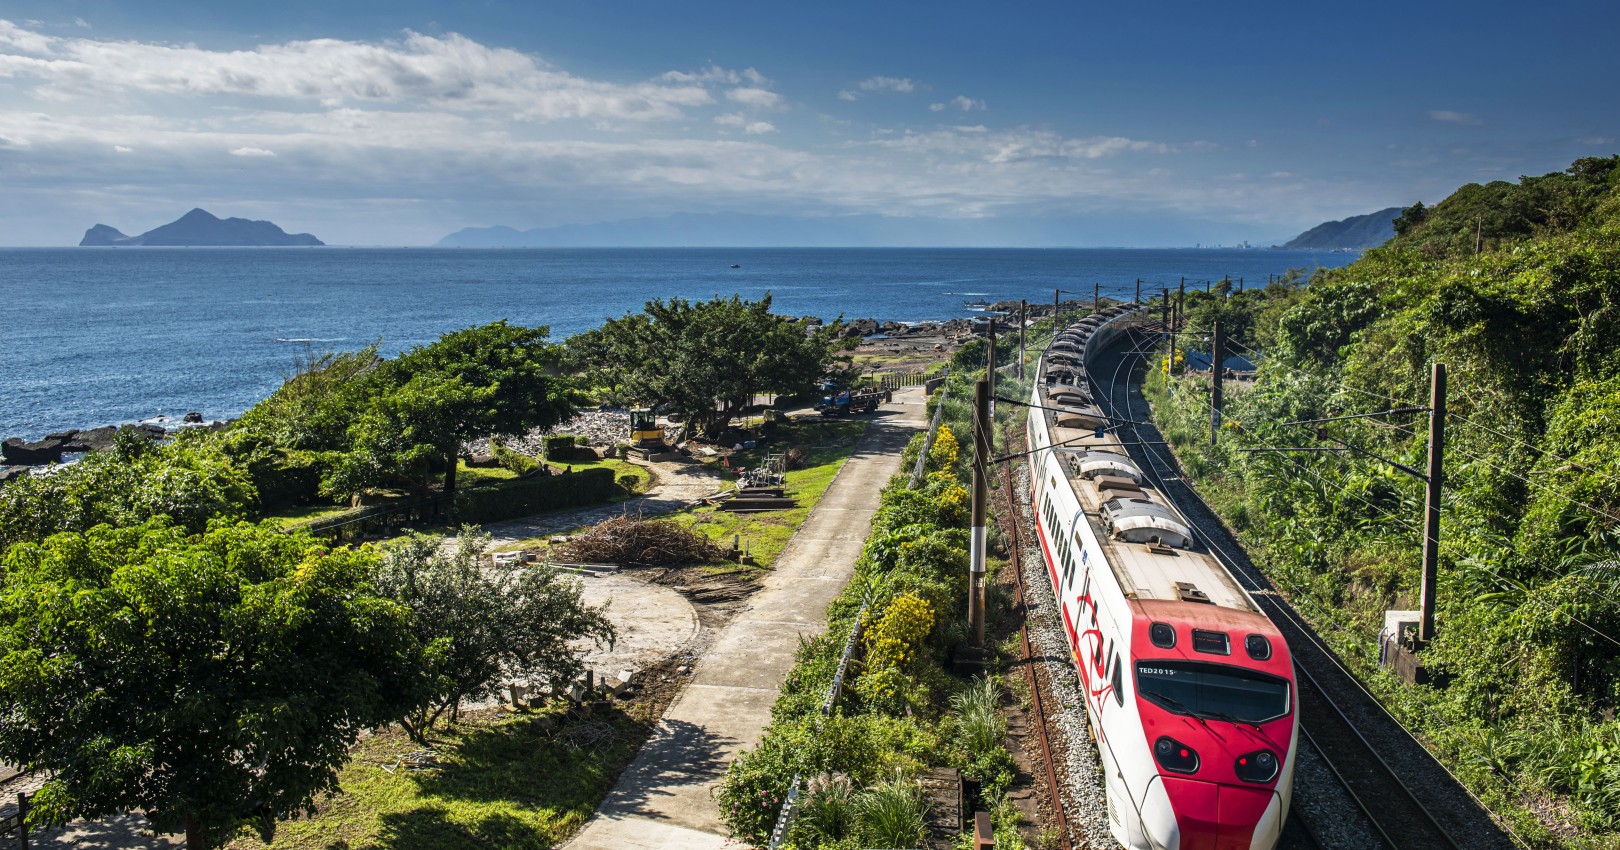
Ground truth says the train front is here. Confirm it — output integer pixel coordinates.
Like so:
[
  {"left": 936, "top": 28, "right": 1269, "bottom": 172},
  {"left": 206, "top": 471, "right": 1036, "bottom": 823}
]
[{"left": 1125, "top": 604, "right": 1297, "bottom": 850}]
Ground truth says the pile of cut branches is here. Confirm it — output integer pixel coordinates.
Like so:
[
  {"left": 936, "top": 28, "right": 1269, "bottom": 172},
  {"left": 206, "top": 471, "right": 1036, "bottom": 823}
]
[{"left": 558, "top": 516, "right": 724, "bottom": 566}]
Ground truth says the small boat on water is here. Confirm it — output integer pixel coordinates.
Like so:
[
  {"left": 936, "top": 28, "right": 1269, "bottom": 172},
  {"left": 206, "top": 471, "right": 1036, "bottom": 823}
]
[{"left": 730, "top": 263, "right": 741, "bottom": 268}]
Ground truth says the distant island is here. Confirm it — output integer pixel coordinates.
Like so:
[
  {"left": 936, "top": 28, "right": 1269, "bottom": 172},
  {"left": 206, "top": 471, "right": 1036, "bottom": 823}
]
[
  {"left": 79, "top": 209, "right": 323, "bottom": 247},
  {"left": 1280, "top": 207, "right": 1403, "bottom": 250}
]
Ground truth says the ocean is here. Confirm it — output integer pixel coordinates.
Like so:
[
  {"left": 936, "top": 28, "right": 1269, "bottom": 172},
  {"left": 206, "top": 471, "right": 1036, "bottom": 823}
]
[{"left": 0, "top": 247, "right": 1353, "bottom": 440}]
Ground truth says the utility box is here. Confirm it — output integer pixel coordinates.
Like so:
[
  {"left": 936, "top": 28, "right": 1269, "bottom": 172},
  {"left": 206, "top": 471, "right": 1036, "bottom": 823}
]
[{"left": 1379, "top": 609, "right": 1431, "bottom": 685}]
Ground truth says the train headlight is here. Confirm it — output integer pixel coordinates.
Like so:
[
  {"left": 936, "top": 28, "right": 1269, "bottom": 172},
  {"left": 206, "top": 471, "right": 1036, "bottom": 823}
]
[
  {"left": 1153, "top": 736, "right": 1200, "bottom": 774},
  {"left": 1234, "top": 749, "right": 1280, "bottom": 783}
]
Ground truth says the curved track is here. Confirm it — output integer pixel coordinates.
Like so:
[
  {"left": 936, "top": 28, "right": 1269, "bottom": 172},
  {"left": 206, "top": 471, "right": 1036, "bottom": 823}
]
[{"left": 1083, "top": 320, "right": 1515, "bottom": 850}]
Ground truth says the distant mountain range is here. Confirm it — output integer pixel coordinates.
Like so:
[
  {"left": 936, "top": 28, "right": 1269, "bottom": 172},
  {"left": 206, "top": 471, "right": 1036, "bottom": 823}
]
[
  {"left": 1280, "top": 207, "right": 1403, "bottom": 250},
  {"left": 79, "top": 209, "right": 323, "bottom": 247},
  {"left": 435, "top": 212, "right": 1285, "bottom": 249}
]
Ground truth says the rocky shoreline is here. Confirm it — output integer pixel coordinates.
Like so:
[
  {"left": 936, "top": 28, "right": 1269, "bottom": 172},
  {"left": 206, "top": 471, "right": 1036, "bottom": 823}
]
[
  {"left": 0, "top": 414, "right": 224, "bottom": 485},
  {"left": 2, "top": 299, "right": 1068, "bottom": 485}
]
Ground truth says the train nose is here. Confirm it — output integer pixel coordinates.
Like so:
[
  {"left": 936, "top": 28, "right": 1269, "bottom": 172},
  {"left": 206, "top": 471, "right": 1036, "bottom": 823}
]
[{"left": 1141, "top": 778, "right": 1282, "bottom": 850}]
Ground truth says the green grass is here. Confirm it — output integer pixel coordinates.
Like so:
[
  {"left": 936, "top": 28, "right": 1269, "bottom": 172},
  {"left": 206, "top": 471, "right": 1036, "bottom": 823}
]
[
  {"left": 226, "top": 705, "right": 648, "bottom": 850},
  {"left": 496, "top": 419, "right": 866, "bottom": 568},
  {"left": 667, "top": 419, "right": 864, "bottom": 569}
]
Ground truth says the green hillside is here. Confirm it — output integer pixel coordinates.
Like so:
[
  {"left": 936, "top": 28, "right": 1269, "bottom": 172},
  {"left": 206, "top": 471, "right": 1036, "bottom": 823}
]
[{"left": 1153, "top": 155, "right": 1620, "bottom": 847}]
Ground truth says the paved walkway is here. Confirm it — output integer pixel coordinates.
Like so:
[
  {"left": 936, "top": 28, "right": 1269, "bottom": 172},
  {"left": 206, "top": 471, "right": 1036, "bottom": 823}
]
[{"left": 563, "top": 387, "right": 928, "bottom": 850}]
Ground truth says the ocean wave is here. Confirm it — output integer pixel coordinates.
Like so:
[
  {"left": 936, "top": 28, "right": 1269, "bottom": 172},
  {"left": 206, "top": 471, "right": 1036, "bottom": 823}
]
[{"left": 275, "top": 337, "right": 348, "bottom": 343}]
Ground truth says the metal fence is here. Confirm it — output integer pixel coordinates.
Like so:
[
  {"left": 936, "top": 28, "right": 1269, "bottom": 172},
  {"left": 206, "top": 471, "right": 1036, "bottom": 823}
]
[
  {"left": 909, "top": 386, "right": 950, "bottom": 490},
  {"left": 766, "top": 597, "right": 870, "bottom": 850}
]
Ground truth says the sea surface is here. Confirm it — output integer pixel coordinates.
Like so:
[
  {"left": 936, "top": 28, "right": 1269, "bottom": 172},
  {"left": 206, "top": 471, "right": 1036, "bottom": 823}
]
[{"left": 0, "top": 247, "right": 1353, "bottom": 440}]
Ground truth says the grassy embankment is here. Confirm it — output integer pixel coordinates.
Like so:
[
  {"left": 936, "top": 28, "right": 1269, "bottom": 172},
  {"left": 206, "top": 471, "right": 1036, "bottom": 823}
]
[{"left": 226, "top": 702, "right": 651, "bottom": 850}]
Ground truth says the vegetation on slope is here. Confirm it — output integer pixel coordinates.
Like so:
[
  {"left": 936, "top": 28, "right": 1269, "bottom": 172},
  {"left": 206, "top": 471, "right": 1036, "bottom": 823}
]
[{"left": 1151, "top": 155, "right": 1620, "bottom": 847}]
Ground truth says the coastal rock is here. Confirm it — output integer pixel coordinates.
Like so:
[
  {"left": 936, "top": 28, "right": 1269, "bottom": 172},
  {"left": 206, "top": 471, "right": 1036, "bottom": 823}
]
[
  {"left": 0, "top": 466, "right": 31, "bottom": 485},
  {"left": 879, "top": 321, "right": 904, "bottom": 335},
  {"left": 841, "top": 318, "right": 880, "bottom": 338},
  {"left": 183, "top": 412, "right": 204, "bottom": 424},
  {"left": 66, "top": 426, "right": 119, "bottom": 453},
  {"left": 2, "top": 437, "right": 65, "bottom": 465}
]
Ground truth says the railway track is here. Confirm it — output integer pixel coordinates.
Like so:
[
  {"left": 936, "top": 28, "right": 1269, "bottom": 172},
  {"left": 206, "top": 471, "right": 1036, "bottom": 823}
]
[{"left": 1085, "top": 321, "right": 1516, "bottom": 850}]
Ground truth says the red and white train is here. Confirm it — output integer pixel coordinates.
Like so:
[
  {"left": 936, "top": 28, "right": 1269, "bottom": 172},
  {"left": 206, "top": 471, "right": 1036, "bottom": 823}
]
[{"left": 1026, "top": 305, "right": 1297, "bottom": 850}]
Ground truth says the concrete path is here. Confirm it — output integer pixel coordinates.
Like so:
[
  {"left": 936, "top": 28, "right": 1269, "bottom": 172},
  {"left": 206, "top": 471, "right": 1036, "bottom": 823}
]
[
  {"left": 563, "top": 387, "right": 928, "bottom": 850},
  {"left": 480, "top": 458, "right": 728, "bottom": 549}
]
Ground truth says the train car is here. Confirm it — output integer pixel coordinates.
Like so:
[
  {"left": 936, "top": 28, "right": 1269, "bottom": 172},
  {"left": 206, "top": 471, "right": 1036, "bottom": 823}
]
[{"left": 1027, "top": 305, "right": 1298, "bottom": 850}]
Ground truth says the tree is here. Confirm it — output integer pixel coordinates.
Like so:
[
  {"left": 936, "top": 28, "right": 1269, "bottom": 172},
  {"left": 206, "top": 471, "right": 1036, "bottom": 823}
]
[
  {"left": 320, "top": 321, "right": 576, "bottom": 500},
  {"left": 374, "top": 529, "right": 615, "bottom": 744},
  {"left": 592, "top": 294, "right": 846, "bottom": 438},
  {"left": 0, "top": 520, "right": 430, "bottom": 849},
  {"left": 0, "top": 429, "right": 256, "bottom": 551}
]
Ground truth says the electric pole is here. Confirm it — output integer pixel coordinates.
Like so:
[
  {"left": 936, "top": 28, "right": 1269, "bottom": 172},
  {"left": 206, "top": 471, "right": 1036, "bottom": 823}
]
[
  {"left": 986, "top": 316, "right": 997, "bottom": 420},
  {"left": 1161, "top": 287, "right": 1169, "bottom": 330},
  {"left": 1018, "top": 300, "right": 1027, "bottom": 379},
  {"left": 1093, "top": 281, "right": 1099, "bottom": 313},
  {"left": 969, "top": 378, "right": 989, "bottom": 646},
  {"left": 1210, "top": 320, "right": 1223, "bottom": 445},
  {"left": 1053, "top": 288, "right": 1060, "bottom": 330},
  {"left": 1419, "top": 362, "right": 1446, "bottom": 645},
  {"left": 1135, "top": 278, "right": 1141, "bottom": 305}
]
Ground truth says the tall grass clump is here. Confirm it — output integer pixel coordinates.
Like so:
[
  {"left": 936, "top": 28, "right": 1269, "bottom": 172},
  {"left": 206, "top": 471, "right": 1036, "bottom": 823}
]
[{"left": 853, "top": 778, "right": 928, "bottom": 849}]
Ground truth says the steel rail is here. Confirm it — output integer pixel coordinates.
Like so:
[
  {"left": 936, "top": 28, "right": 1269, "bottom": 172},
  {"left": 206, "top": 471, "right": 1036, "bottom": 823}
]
[
  {"left": 997, "top": 421, "right": 1073, "bottom": 850},
  {"left": 1096, "top": 323, "right": 1468, "bottom": 850}
]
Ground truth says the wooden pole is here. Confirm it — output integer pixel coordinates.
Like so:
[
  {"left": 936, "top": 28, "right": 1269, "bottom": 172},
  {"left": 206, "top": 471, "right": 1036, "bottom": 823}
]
[
  {"left": 1135, "top": 278, "right": 1141, "bottom": 305},
  {"left": 1419, "top": 362, "right": 1446, "bottom": 645},
  {"left": 1093, "top": 281, "right": 1100, "bottom": 313}
]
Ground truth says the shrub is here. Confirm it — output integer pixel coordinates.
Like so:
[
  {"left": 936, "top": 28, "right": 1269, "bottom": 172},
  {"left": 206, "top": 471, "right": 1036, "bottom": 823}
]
[
  {"left": 791, "top": 779, "right": 856, "bottom": 847},
  {"left": 489, "top": 438, "right": 539, "bottom": 476},
  {"left": 927, "top": 423, "right": 960, "bottom": 473},
  {"left": 853, "top": 779, "right": 927, "bottom": 849},
  {"left": 544, "top": 434, "right": 578, "bottom": 459},
  {"left": 863, "top": 593, "right": 934, "bottom": 671}
]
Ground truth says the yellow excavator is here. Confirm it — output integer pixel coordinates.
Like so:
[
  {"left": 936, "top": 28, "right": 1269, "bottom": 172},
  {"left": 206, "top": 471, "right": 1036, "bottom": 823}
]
[{"left": 629, "top": 409, "right": 668, "bottom": 458}]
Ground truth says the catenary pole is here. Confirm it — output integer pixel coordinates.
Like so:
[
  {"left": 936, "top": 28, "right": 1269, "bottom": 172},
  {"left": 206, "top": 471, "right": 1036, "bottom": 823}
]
[
  {"left": 1135, "top": 278, "right": 1141, "bottom": 305},
  {"left": 1210, "top": 320, "right": 1223, "bottom": 445},
  {"left": 987, "top": 316, "right": 997, "bottom": 420},
  {"left": 1420, "top": 362, "right": 1446, "bottom": 644},
  {"left": 1093, "top": 281, "right": 1100, "bottom": 313},
  {"left": 1018, "top": 300, "right": 1027, "bottom": 379},
  {"left": 1053, "top": 288, "right": 1060, "bottom": 330},
  {"left": 969, "top": 378, "right": 989, "bottom": 646}
]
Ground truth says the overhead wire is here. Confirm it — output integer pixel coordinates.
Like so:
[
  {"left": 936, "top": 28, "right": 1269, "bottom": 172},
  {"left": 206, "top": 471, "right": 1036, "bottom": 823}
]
[{"left": 1146, "top": 328, "right": 1620, "bottom": 655}]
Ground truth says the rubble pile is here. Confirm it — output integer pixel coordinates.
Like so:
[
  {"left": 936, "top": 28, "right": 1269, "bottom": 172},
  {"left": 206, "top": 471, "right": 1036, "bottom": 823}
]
[
  {"left": 465, "top": 409, "right": 632, "bottom": 457},
  {"left": 558, "top": 516, "right": 723, "bottom": 567}
]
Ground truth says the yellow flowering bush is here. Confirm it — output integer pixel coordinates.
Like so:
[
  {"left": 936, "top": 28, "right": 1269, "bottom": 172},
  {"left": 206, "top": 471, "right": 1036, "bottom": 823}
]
[
  {"left": 927, "top": 423, "right": 960, "bottom": 472},
  {"left": 863, "top": 593, "right": 935, "bottom": 671}
]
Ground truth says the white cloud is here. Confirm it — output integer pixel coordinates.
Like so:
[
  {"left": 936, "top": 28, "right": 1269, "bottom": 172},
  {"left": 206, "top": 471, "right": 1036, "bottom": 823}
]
[
  {"left": 857, "top": 75, "right": 916, "bottom": 94},
  {"left": 929, "top": 103, "right": 945, "bottom": 112},
  {"left": 744, "top": 121, "right": 776, "bottom": 135},
  {"left": 73, "top": 17, "right": 90, "bottom": 29},
  {"left": 714, "top": 112, "right": 746, "bottom": 127},
  {"left": 1428, "top": 109, "right": 1482, "bottom": 125},
  {"left": 951, "top": 96, "right": 985, "bottom": 111},
  {"left": 113, "top": 144, "right": 131, "bottom": 152},
  {"left": 837, "top": 90, "right": 858, "bottom": 102},
  {"left": 726, "top": 87, "right": 781, "bottom": 108},
  {"left": 230, "top": 146, "right": 276, "bottom": 157},
  {"left": 1579, "top": 136, "right": 1615, "bottom": 145},
  {"left": 0, "top": 20, "right": 717, "bottom": 123}
]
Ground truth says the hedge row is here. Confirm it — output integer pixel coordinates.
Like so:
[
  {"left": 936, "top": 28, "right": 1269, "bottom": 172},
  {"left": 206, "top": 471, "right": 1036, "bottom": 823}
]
[{"left": 454, "top": 467, "right": 617, "bottom": 525}]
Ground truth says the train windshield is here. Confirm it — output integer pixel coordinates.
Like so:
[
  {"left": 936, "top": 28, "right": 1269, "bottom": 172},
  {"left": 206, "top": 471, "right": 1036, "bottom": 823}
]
[{"left": 1136, "top": 660, "right": 1290, "bottom": 724}]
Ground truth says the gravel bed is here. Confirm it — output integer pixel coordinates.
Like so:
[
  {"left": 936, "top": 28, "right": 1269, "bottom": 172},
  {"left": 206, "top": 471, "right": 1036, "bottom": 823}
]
[{"left": 1012, "top": 462, "right": 1115, "bottom": 848}]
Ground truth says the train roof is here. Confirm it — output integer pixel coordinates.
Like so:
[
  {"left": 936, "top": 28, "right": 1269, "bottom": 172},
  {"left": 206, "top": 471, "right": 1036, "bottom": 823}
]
[{"left": 1035, "top": 308, "right": 1260, "bottom": 616}]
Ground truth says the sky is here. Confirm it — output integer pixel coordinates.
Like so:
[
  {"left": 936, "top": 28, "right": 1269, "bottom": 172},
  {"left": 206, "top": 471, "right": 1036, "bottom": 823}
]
[{"left": 0, "top": 0, "right": 1615, "bottom": 246}]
